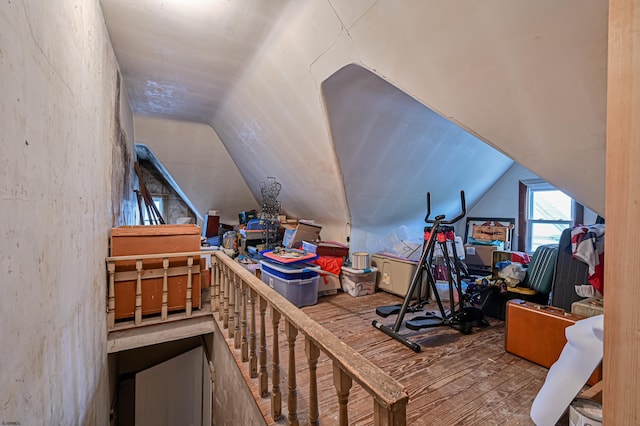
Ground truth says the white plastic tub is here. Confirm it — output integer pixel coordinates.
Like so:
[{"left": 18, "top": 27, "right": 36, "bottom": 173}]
[{"left": 341, "top": 266, "right": 378, "bottom": 297}]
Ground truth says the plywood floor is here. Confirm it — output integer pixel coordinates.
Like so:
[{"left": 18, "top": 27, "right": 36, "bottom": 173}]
[{"left": 216, "top": 290, "right": 550, "bottom": 425}]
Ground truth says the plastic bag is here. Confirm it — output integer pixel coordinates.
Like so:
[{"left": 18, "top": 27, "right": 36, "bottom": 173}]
[{"left": 497, "top": 262, "right": 527, "bottom": 287}]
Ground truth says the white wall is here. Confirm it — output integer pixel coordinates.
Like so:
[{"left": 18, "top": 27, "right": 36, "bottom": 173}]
[
  {"left": 462, "top": 164, "right": 538, "bottom": 250},
  {"left": 0, "top": 1, "right": 135, "bottom": 423},
  {"left": 323, "top": 64, "right": 514, "bottom": 253},
  {"left": 134, "top": 115, "right": 260, "bottom": 225}
]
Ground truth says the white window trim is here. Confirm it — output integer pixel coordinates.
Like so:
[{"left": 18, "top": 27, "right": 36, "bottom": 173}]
[{"left": 526, "top": 181, "right": 573, "bottom": 252}]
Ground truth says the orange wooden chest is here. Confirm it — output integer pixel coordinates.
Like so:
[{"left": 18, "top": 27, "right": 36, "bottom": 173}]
[{"left": 110, "top": 225, "right": 202, "bottom": 320}]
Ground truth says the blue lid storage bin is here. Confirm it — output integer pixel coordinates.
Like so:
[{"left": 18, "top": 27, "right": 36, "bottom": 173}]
[
  {"left": 261, "top": 268, "right": 319, "bottom": 308},
  {"left": 260, "top": 260, "right": 320, "bottom": 280}
]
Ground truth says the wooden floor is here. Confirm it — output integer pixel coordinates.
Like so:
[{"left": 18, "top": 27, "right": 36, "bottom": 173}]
[{"left": 216, "top": 290, "right": 550, "bottom": 426}]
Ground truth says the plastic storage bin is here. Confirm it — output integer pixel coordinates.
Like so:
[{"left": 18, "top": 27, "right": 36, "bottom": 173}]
[
  {"left": 341, "top": 266, "right": 378, "bottom": 297},
  {"left": 371, "top": 253, "right": 424, "bottom": 298},
  {"left": 261, "top": 268, "right": 319, "bottom": 307},
  {"left": 260, "top": 260, "right": 320, "bottom": 280},
  {"left": 318, "top": 272, "right": 341, "bottom": 296}
]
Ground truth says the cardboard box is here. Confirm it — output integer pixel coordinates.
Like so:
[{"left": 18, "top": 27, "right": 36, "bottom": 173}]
[
  {"left": 472, "top": 225, "right": 510, "bottom": 242},
  {"left": 464, "top": 244, "right": 500, "bottom": 268},
  {"left": 282, "top": 222, "right": 322, "bottom": 248},
  {"left": 110, "top": 224, "right": 202, "bottom": 320}
]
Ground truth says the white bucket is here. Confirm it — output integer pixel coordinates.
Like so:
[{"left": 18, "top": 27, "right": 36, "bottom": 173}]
[
  {"left": 569, "top": 399, "right": 602, "bottom": 426},
  {"left": 351, "top": 252, "right": 371, "bottom": 270}
]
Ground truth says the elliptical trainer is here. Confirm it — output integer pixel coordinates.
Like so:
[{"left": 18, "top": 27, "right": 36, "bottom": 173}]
[{"left": 372, "top": 190, "right": 488, "bottom": 353}]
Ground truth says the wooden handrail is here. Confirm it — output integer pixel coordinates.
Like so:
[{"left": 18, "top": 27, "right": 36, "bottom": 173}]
[
  {"left": 212, "top": 251, "right": 408, "bottom": 424},
  {"left": 106, "top": 250, "right": 205, "bottom": 262}
]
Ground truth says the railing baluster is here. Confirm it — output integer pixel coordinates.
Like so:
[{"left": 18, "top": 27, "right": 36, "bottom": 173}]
[
  {"left": 161, "top": 257, "right": 169, "bottom": 320},
  {"left": 333, "top": 364, "right": 352, "bottom": 426},
  {"left": 228, "top": 271, "right": 235, "bottom": 337},
  {"left": 212, "top": 255, "right": 218, "bottom": 313},
  {"left": 374, "top": 399, "right": 407, "bottom": 426},
  {"left": 286, "top": 321, "right": 299, "bottom": 426},
  {"left": 305, "top": 337, "right": 320, "bottom": 426},
  {"left": 271, "top": 308, "right": 282, "bottom": 420},
  {"left": 220, "top": 263, "right": 226, "bottom": 322},
  {"left": 249, "top": 288, "right": 258, "bottom": 378},
  {"left": 186, "top": 255, "right": 193, "bottom": 316},
  {"left": 135, "top": 259, "right": 143, "bottom": 325},
  {"left": 212, "top": 257, "right": 219, "bottom": 312},
  {"left": 107, "top": 261, "right": 115, "bottom": 329},
  {"left": 224, "top": 266, "right": 234, "bottom": 337},
  {"left": 234, "top": 275, "right": 241, "bottom": 349},
  {"left": 259, "top": 296, "right": 268, "bottom": 397},
  {"left": 241, "top": 283, "right": 248, "bottom": 362},
  {"left": 205, "top": 251, "right": 409, "bottom": 426}
]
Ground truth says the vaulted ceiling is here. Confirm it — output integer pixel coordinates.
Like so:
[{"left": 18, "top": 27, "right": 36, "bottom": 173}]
[
  {"left": 100, "top": 0, "right": 608, "bottom": 244},
  {"left": 101, "top": 0, "right": 291, "bottom": 122}
]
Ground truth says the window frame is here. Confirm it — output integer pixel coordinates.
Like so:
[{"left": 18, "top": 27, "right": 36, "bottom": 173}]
[
  {"left": 518, "top": 180, "right": 583, "bottom": 253},
  {"left": 142, "top": 195, "right": 167, "bottom": 224}
]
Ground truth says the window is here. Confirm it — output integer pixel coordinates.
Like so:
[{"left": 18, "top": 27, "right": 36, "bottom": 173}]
[
  {"left": 526, "top": 183, "right": 572, "bottom": 252},
  {"left": 143, "top": 196, "right": 165, "bottom": 224}
]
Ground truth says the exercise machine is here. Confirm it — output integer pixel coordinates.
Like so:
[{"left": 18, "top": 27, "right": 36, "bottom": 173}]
[{"left": 372, "top": 191, "right": 488, "bottom": 352}]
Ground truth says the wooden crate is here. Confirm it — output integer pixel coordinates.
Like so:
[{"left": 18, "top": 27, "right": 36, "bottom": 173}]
[{"left": 110, "top": 225, "right": 202, "bottom": 320}]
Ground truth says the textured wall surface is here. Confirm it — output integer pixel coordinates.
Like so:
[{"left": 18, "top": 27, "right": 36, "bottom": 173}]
[
  {"left": 212, "top": 328, "right": 265, "bottom": 426},
  {"left": 0, "top": 1, "right": 136, "bottom": 423},
  {"left": 139, "top": 161, "right": 197, "bottom": 225}
]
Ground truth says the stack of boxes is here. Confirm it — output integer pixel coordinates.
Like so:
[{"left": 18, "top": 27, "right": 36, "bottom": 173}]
[{"left": 464, "top": 222, "right": 512, "bottom": 276}]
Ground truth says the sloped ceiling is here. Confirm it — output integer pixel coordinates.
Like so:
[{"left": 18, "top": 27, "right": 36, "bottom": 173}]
[
  {"left": 133, "top": 115, "right": 260, "bottom": 225},
  {"left": 324, "top": 64, "right": 514, "bottom": 230},
  {"left": 100, "top": 0, "right": 292, "bottom": 122},
  {"left": 100, "top": 0, "right": 608, "bottom": 243}
]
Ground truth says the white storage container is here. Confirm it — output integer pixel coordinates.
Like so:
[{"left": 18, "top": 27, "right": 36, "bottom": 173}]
[
  {"left": 261, "top": 268, "right": 319, "bottom": 307},
  {"left": 318, "top": 272, "right": 341, "bottom": 296},
  {"left": 341, "top": 266, "right": 378, "bottom": 297}
]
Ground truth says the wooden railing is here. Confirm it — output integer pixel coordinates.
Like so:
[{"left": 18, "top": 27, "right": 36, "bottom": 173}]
[
  {"left": 106, "top": 251, "right": 211, "bottom": 329},
  {"left": 211, "top": 251, "right": 409, "bottom": 425}
]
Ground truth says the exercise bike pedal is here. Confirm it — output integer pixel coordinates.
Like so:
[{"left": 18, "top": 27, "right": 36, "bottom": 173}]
[
  {"left": 405, "top": 313, "right": 443, "bottom": 331},
  {"left": 375, "top": 304, "right": 403, "bottom": 318}
]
